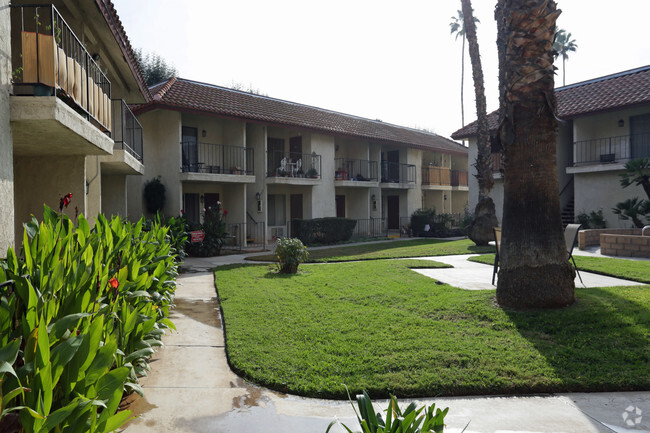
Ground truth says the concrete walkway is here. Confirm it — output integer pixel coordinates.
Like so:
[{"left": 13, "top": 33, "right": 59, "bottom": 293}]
[{"left": 123, "top": 243, "right": 650, "bottom": 433}]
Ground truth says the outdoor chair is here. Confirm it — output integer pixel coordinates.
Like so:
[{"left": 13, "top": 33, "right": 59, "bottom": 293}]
[
  {"left": 564, "top": 223, "right": 584, "bottom": 286},
  {"left": 492, "top": 227, "right": 502, "bottom": 285}
]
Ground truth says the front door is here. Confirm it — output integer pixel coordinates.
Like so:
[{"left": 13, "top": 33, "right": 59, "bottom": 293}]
[
  {"left": 335, "top": 195, "right": 345, "bottom": 218},
  {"left": 182, "top": 126, "right": 198, "bottom": 172},
  {"left": 290, "top": 194, "right": 303, "bottom": 220},
  {"left": 630, "top": 114, "right": 650, "bottom": 158},
  {"left": 387, "top": 195, "right": 399, "bottom": 229}
]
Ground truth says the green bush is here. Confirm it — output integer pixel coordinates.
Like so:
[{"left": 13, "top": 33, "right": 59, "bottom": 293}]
[
  {"left": 576, "top": 209, "right": 607, "bottom": 229},
  {"left": 0, "top": 206, "right": 178, "bottom": 432},
  {"left": 326, "top": 390, "right": 449, "bottom": 433},
  {"left": 143, "top": 176, "right": 166, "bottom": 214},
  {"left": 291, "top": 218, "right": 357, "bottom": 245},
  {"left": 186, "top": 203, "right": 228, "bottom": 257},
  {"left": 410, "top": 209, "right": 460, "bottom": 237},
  {"left": 275, "top": 237, "right": 308, "bottom": 273}
]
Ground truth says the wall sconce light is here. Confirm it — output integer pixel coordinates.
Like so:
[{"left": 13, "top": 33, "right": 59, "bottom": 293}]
[
  {"left": 443, "top": 194, "right": 447, "bottom": 201},
  {"left": 202, "top": 129, "right": 207, "bottom": 138},
  {"left": 255, "top": 192, "right": 261, "bottom": 201},
  {"left": 371, "top": 194, "right": 376, "bottom": 201},
  {"left": 86, "top": 181, "right": 90, "bottom": 195},
  {"left": 618, "top": 119, "right": 624, "bottom": 127}
]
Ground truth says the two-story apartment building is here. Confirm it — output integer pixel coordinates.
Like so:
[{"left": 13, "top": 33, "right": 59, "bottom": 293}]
[
  {"left": 452, "top": 65, "right": 650, "bottom": 228},
  {"left": 129, "top": 78, "right": 469, "bottom": 243},
  {"left": 0, "top": 0, "right": 148, "bottom": 253}
]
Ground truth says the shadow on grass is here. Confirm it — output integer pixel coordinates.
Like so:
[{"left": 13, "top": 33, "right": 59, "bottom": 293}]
[{"left": 504, "top": 285, "right": 650, "bottom": 394}]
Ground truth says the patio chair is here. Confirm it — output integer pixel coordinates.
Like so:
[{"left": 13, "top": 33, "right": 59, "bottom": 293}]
[
  {"left": 564, "top": 223, "right": 584, "bottom": 286},
  {"left": 492, "top": 227, "right": 502, "bottom": 285}
]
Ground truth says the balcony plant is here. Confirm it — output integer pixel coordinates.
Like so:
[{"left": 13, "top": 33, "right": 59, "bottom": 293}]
[{"left": 305, "top": 168, "right": 318, "bottom": 178}]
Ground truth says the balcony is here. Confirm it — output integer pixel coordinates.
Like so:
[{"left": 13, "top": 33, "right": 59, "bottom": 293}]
[
  {"left": 422, "top": 166, "right": 450, "bottom": 186},
  {"left": 451, "top": 170, "right": 469, "bottom": 187},
  {"left": 181, "top": 141, "right": 254, "bottom": 183},
  {"left": 334, "top": 158, "right": 378, "bottom": 184},
  {"left": 266, "top": 151, "right": 321, "bottom": 184},
  {"left": 113, "top": 100, "right": 143, "bottom": 162},
  {"left": 11, "top": 5, "right": 111, "bottom": 135},
  {"left": 572, "top": 133, "right": 650, "bottom": 167},
  {"left": 380, "top": 161, "right": 416, "bottom": 186}
]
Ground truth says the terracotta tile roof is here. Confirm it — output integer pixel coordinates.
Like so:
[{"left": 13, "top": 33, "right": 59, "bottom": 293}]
[
  {"left": 135, "top": 78, "right": 468, "bottom": 155},
  {"left": 451, "top": 65, "right": 650, "bottom": 139},
  {"left": 95, "top": 0, "right": 151, "bottom": 101}
]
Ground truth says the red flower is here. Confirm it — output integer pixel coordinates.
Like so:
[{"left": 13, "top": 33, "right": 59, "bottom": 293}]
[
  {"left": 59, "top": 193, "right": 72, "bottom": 211},
  {"left": 223, "top": 209, "right": 228, "bottom": 216},
  {"left": 109, "top": 277, "right": 119, "bottom": 289}
]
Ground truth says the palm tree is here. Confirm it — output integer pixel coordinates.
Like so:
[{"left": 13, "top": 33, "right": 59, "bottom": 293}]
[
  {"left": 460, "top": 0, "right": 498, "bottom": 245},
  {"left": 495, "top": 0, "right": 575, "bottom": 309},
  {"left": 553, "top": 29, "right": 577, "bottom": 86},
  {"left": 449, "top": 9, "right": 479, "bottom": 128}
]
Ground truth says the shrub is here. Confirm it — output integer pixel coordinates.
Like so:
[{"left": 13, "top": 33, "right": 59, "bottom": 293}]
[
  {"left": 0, "top": 206, "right": 178, "bottom": 432},
  {"left": 326, "top": 390, "right": 449, "bottom": 433},
  {"left": 143, "top": 176, "right": 166, "bottom": 214},
  {"left": 291, "top": 218, "right": 356, "bottom": 245},
  {"left": 410, "top": 209, "right": 460, "bottom": 237},
  {"left": 275, "top": 237, "right": 308, "bottom": 273},
  {"left": 186, "top": 203, "right": 228, "bottom": 257},
  {"left": 576, "top": 209, "right": 607, "bottom": 229}
]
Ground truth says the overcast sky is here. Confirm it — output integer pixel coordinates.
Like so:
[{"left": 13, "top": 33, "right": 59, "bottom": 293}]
[{"left": 111, "top": 0, "right": 650, "bottom": 139}]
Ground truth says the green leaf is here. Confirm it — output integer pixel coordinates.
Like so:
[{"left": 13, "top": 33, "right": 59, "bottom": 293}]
[
  {"left": 0, "top": 338, "right": 22, "bottom": 364},
  {"left": 98, "top": 409, "right": 133, "bottom": 433},
  {"left": 124, "top": 347, "right": 154, "bottom": 363},
  {"left": 50, "top": 334, "right": 83, "bottom": 386},
  {"left": 49, "top": 313, "right": 91, "bottom": 341},
  {"left": 95, "top": 367, "right": 129, "bottom": 424},
  {"left": 39, "top": 398, "right": 81, "bottom": 432},
  {"left": 83, "top": 340, "right": 117, "bottom": 390},
  {"left": 0, "top": 360, "right": 18, "bottom": 378}
]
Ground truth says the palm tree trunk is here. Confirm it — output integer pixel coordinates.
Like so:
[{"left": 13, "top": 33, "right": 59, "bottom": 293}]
[
  {"left": 460, "top": 34, "right": 466, "bottom": 127},
  {"left": 562, "top": 55, "right": 566, "bottom": 86},
  {"left": 496, "top": 0, "right": 575, "bottom": 309},
  {"left": 461, "top": 0, "right": 498, "bottom": 246}
]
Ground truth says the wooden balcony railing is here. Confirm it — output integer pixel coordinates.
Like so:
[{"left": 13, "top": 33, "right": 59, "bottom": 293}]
[
  {"left": 451, "top": 170, "right": 468, "bottom": 186},
  {"left": 11, "top": 4, "right": 111, "bottom": 132},
  {"left": 422, "top": 166, "right": 451, "bottom": 185}
]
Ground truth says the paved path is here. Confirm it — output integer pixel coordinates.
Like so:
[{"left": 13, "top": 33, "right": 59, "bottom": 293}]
[{"left": 123, "top": 244, "right": 650, "bottom": 433}]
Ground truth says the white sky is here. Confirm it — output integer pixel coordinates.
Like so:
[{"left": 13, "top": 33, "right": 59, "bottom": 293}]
[{"left": 111, "top": 0, "right": 650, "bottom": 139}]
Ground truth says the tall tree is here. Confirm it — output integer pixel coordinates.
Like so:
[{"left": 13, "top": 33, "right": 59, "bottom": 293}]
[
  {"left": 134, "top": 49, "right": 178, "bottom": 86},
  {"left": 553, "top": 29, "right": 577, "bottom": 86},
  {"left": 460, "top": 0, "right": 498, "bottom": 246},
  {"left": 495, "top": 0, "right": 575, "bottom": 309},
  {"left": 449, "top": 9, "right": 479, "bottom": 128}
]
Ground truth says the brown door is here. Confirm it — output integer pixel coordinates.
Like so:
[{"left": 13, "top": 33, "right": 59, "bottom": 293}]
[
  {"left": 387, "top": 195, "right": 399, "bottom": 229},
  {"left": 335, "top": 195, "right": 345, "bottom": 218},
  {"left": 290, "top": 194, "right": 303, "bottom": 220}
]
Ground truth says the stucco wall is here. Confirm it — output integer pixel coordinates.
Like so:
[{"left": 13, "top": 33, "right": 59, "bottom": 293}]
[
  {"left": 310, "top": 133, "right": 335, "bottom": 218},
  {"left": 101, "top": 175, "right": 126, "bottom": 217},
  {"left": 0, "top": 0, "right": 15, "bottom": 255},
  {"left": 247, "top": 123, "right": 267, "bottom": 228},
  {"left": 14, "top": 155, "right": 85, "bottom": 243},
  {"left": 85, "top": 156, "right": 101, "bottom": 224},
  {"left": 574, "top": 170, "right": 644, "bottom": 229},
  {"left": 406, "top": 147, "right": 422, "bottom": 216},
  {"left": 129, "top": 109, "right": 182, "bottom": 219}
]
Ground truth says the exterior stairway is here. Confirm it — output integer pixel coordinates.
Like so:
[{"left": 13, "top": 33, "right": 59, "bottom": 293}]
[{"left": 561, "top": 197, "right": 575, "bottom": 227}]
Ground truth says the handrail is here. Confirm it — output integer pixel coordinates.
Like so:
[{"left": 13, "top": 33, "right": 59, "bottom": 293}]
[{"left": 559, "top": 175, "right": 574, "bottom": 197}]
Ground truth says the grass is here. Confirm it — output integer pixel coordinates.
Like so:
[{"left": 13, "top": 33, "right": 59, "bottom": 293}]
[
  {"left": 215, "top": 258, "right": 650, "bottom": 399},
  {"left": 468, "top": 254, "right": 650, "bottom": 284},
  {"left": 246, "top": 238, "right": 494, "bottom": 263}
]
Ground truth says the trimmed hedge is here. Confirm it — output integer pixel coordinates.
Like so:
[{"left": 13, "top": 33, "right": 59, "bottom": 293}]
[{"left": 291, "top": 218, "right": 357, "bottom": 245}]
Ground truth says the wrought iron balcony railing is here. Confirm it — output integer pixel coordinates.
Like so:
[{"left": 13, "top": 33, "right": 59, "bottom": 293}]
[
  {"left": 573, "top": 133, "right": 650, "bottom": 166},
  {"left": 11, "top": 4, "right": 112, "bottom": 132},
  {"left": 112, "top": 100, "right": 143, "bottom": 162},
  {"left": 381, "top": 162, "right": 416, "bottom": 184},
  {"left": 267, "top": 151, "right": 321, "bottom": 179},
  {"left": 334, "top": 158, "right": 378, "bottom": 181},
  {"left": 181, "top": 142, "right": 254, "bottom": 175}
]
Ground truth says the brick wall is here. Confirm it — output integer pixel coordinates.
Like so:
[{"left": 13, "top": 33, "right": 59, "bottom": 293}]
[
  {"left": 600, "top": 233, "right": 650, "bottom": 258},
  {"left": 578, "top": 229, "right": 641, "bottom": 250}
]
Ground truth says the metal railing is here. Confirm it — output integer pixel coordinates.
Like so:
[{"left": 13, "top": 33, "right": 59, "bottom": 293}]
[
  {"left": 221, "top": 221, "right": 266, "bottom": 251},
  {"left": 451, "top": 170, "right": 468, "bottom": 186},
  {"left": 422, "top": 166, "right": 450, "bottom": 185},
  {"left": 573, "top": 133, "right": 650, "bottom": 166},
  {"left": 334, "top": 158, "right": 378, "bottom": 181},
  {"left": 350, "top": 218, "right": 387, "bottom": 239},
  {"left": 112, "top": 99, "right": 143, "bottom": 162},
  {"left": 181, "top": 141, "right": 253, "bottom": 174},
  {"left": 381, "top": 162, "right": 416, "bottom": 183},
  {"left": 267, "top": 151, "right": 321, "bottom": 178},
  {"left": 11, "top": 4, "right": 112, "bottom": 132}
]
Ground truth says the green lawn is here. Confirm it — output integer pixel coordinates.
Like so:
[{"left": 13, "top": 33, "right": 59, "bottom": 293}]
[
  {"left": 215, "top": 258, "right": 650, "bottom": 399},
  {"left": 247, "top": 238, "right": 494, "bottom": 263},
  {"left": 468, "top": 254, "right": 650, "bottom": 284}
]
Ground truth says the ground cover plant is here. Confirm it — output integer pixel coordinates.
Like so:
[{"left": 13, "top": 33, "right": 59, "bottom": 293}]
[
  {"left": 468, "top": 254, "right": 650, "bottom": 284},
  {"left": 246, "top": 238, "right": 493, "bottom": 263},
  {"left": 0, "top": 206, "right": 178, "bottom": 432},
  {"left": 216, "top": 258, "right": 650, "bottom": 399}
]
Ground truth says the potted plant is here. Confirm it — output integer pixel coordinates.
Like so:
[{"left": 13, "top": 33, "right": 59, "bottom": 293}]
[{"left": 305, "top": 168, "right": 318, "bottom": 178}]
